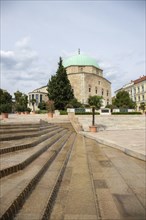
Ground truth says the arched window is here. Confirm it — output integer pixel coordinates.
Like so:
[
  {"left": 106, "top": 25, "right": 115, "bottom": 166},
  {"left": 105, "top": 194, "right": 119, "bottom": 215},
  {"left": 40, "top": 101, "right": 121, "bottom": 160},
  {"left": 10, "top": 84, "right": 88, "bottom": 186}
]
[
  {"left": 95, "top": 87, "right": 98, "bottom": 94},
  {"left": 102, "top": 88, "right": 104, "bottom": 96}
]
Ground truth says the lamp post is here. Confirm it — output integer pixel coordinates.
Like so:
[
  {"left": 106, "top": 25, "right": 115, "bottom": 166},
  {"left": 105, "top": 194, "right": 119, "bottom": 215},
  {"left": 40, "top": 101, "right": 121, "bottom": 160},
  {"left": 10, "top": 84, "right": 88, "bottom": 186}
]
[
  {"left": 89, "top": 105, "right": 97, "bottom": 132},
  {"left": 92, "top": 106, "right": 95, "bottom": 126}
]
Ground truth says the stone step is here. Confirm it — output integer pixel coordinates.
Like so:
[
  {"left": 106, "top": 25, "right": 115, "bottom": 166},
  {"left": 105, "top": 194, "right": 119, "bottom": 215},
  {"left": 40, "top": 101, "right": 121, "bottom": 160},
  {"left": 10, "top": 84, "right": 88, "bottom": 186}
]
[
  {"left": 0, "top": 128, "right": 66, "bottom": 178},
  {"left": 0, "top": 130, "right": 73, "bottom": 219},
  {"left": 0, "top": 125, "right": 60, "bottom": 141},
  {"left": 0, "top": 124, "right": 57, "bottom": 134},
  {"left": 0, "top": 126, "right": 59, "bottom": 154},
  {"left": 50, "top": 134, "right": 98, "bottom": 220},
  {"left": 15, "top": 133, "right": 76, "bottom": 220}
]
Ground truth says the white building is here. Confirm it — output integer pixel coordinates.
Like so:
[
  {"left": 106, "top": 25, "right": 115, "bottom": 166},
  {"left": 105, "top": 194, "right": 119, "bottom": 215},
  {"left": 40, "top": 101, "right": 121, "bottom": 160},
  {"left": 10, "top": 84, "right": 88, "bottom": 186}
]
[
  {"left": 28, "top": 86, "right": 48, "bottom": 111},
  {"left": 115, "top": 75, "right": 146, "bottom": 111}
]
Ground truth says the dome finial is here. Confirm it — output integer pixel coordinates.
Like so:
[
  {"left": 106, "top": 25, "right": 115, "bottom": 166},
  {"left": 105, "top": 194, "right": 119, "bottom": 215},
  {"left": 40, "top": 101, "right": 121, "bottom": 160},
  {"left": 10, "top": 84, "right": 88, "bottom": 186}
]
[{"left": 78, "top": 48, "right": 80, "bottom": 55}]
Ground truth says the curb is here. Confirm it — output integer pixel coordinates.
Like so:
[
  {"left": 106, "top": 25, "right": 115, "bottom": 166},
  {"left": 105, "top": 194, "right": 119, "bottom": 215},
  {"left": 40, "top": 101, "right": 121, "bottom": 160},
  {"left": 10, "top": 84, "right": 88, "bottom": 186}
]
[{"left": 80, "top": 131, "right": 146, "bottom": 161}]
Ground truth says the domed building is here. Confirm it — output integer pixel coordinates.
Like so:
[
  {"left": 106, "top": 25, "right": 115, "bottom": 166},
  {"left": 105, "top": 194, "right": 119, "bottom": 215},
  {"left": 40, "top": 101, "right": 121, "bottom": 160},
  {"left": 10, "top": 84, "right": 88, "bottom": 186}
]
[{"left": 63, "top": 52, "right": 111, "bottom": 106}]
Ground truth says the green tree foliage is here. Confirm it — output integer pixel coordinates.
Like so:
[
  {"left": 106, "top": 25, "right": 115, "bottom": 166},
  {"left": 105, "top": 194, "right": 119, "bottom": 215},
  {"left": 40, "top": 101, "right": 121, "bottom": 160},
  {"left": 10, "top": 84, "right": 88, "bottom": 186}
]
[
  {"left": 139, "top": 102, "right": 146, "bottom": 113},
  {"left": 0, "top": 89, "right": 12, "bottom": 113},
  {"left": 14, "top": 90, "right": 28, "bottom": 112},
  {"left": 66, "top": 98, "right": 83, "bottom": 109},
  {"left": 113, "top": 91, "right": 136, "bottom": 109},
  {"left": 38, "top": 101, "right": 47, "bottom": 110},
  {"left": 88, "top": 95, "right": 103, "bottom": 110},
  {"left": 47, "top": 57, "right": 74, "bottom": 110}
]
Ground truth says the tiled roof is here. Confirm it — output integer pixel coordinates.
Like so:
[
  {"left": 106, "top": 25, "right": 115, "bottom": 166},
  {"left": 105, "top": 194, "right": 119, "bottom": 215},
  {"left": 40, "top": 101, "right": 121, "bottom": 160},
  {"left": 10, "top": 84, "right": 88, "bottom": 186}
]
[{"left": 134, "top": 75, "right": 146, "bottom": 84}]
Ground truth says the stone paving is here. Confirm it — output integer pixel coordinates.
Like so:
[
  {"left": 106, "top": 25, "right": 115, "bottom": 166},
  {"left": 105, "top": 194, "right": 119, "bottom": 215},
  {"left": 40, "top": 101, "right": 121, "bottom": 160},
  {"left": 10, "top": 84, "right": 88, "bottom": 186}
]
[
  {"left": 76, "top": 115, "right": 146, "bottom": 161},
  {"left": 0, "top": 113, "right": 145, "bottom": 220}
]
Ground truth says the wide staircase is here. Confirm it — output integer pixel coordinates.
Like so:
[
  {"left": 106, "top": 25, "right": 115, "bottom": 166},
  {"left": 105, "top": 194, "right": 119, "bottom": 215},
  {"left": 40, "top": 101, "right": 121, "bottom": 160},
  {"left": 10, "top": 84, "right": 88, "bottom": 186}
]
[
  {"left": 0, "top": 120, "right": 76, "bottom": 219},
  {"left": 0, "top": 120, "right": 145, "bottom": 220}
]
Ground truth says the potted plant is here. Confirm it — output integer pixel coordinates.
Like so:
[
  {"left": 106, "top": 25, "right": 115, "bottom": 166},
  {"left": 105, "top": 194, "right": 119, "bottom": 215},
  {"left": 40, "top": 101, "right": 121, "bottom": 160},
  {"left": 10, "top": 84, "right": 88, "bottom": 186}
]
[
  {"left": 25, "top": 107, "right": 31, "bottom": 114},
  {"left": 46, "top": 100, "right": 55, "bottom": 118},
  {"left": 0, "top": 89, "right": 12, "bottom": 119},
  {"left": 0, "top": 103, "right": 12, "bottom": 119}
]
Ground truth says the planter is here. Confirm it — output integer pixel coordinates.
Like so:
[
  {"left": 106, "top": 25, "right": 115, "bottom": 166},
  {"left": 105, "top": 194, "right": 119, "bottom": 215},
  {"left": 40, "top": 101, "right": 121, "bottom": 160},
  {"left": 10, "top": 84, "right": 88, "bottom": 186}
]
[
  {"left": 89, "top": 125, "right": 97, "bottom": 132},
  {"left": 25, "top": 111, "right": 30, "bottom": 115},
  {"left": 48, "top": 112, "right": 53, "bottom": 118},
  {"left": 2, "top": 113, "right": 8, "bottom": 119}
]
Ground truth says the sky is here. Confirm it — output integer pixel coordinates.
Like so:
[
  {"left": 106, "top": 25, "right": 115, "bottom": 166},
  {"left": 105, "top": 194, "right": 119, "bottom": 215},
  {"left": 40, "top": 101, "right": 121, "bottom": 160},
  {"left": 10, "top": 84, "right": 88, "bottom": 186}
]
[{"left": 1, "top": 0, "right": 145, "bottom": 97}]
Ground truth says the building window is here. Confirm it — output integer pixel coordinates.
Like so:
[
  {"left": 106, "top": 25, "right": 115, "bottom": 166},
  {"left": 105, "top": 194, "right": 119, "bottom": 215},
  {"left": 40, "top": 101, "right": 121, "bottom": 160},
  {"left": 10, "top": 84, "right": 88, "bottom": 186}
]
[
  {"left": 102, "top": 89, "right": 104, "bottom": 96},
  {"left": 138, "top": 87, "right": 140, "bottom": 93},
  {"left": 142, "top": 95, "right": 144, "bottom": 101},
  {"left": 40, "top": 94, "right": 42, "bottom": 102},
  {"left": 138, "top": 96, "right": 140, "bottom": 101},
  {"left": 95, "top": 87, "right": 97, "bottom": 94},
  {"left": 142, "top": 85, "right": 144, "bottom": 92},
  {"left": 134, "top": 88, "right": 136, "bottom": 93},
  {"left": 36, "top": 94, "right": 39, "bottom": 105},
  {"left": 79, "top": 66, "right": 84, "bottom": 72},
  {"left": 98, "top": 81, "right": 100, "bottom": 85},
  {"left": 107, "top": 99, "right": 109, "bottom": 105},
  {"left": 89, "top": 85, "right": 91, "bottom": 93},
  {"left": 32, "top": 94, "right": 34, "bottom": 99},
  {"left": 107, "top": 90, "right": 109, "bottom": 96}
]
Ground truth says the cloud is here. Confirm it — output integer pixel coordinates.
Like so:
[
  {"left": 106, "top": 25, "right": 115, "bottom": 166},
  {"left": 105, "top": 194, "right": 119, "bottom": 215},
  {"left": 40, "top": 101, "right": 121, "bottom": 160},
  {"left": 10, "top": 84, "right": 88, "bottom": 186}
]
[
  {"left": 1, "top": 38, "right": 38, "bottom": 71},
  {"left": 15, "top": 36, "right": 31, "bottom": 49},
  {"left": 0, "top": 37, "right": 50, "bottom": 95}
]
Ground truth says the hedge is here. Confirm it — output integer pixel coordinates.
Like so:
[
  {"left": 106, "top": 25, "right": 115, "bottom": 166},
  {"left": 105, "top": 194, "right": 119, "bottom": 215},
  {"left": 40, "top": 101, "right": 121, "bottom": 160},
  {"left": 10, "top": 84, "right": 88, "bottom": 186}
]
[{"left": 112, "top": 112, "right": 142, "bottom": 115}]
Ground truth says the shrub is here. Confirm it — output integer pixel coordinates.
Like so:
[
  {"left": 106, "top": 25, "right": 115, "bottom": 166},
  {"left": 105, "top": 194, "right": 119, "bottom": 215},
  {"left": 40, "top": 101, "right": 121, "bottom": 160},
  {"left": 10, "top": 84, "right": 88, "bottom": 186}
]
[
  {"left": 112, "top": 112, "right": 142, "bottom": 115},
  {"left": 0, "top": 103, "right": 12, "bottom": 113},
  {"left": 60, "top": 110, "right": 68, "bottom": 115},
  {"left": 46, "top": 100, "right": 55, "bottom": 113}
]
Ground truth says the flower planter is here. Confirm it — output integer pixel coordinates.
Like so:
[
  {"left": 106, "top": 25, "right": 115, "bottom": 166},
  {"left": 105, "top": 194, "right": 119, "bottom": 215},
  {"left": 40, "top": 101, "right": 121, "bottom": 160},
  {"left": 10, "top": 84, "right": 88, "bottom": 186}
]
[
  {"left": 25, "top": 111, "right": 30, "bottom": 115},
  {"left": 48, "top": 112, "right": 53, "bottom": 118},
  {"left": 2, "top": 113, "right": 8, "bottom": 119},
  {"left": 89, "top": 125, "right": 97, "bottom": 132}
]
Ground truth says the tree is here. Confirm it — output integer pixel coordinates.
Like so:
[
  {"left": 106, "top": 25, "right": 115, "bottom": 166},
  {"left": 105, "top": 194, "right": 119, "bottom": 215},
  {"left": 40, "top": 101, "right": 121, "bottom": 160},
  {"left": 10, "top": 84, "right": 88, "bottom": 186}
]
[
  {"left": 113, "top": 91, "right": 136, "bottom": 109},
  {"left": 66, "top": 98, "right": 83, "bottom": 109},
  {"left": 140, "top": 102, "right": 146, "bottom": 113},
  {"left": 0, "top": 89, "right": 12, "bottom": 113},
  {"left": 88, "top": 95, "right": 103, "bottom": 110},
  {"left": 30, "top": 98, "right": 36, "bottom": 112},
  {"left": 14, "top": 90, "right": 28, "bottom": 112},
  {"left": 38, "top": 101, "right": 47, "bottom": 110},
  {"left": 47, "top": 57, "right": 74, "bottom": 110}
]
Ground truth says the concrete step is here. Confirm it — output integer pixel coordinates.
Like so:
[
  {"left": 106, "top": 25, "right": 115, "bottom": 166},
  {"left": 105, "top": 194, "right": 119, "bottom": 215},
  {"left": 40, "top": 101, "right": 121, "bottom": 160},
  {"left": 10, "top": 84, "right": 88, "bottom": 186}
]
[
  {"left": 0, "top": 125, "right": 59, "bottom": 141},
  {"left": 0, "top": 126, "right": 60, "bottom": 154},
  {"left": 15, "top": 133, "right": 76, "bottom": 220},
  {"left": 0, "top": 128, "right": 66, "bottom": 178},
  {"left": 0, "top": 130, "right": 74, "bottom": 219},
  {"left": 50, "top": 134, "right": 98, "bottom": 220}
]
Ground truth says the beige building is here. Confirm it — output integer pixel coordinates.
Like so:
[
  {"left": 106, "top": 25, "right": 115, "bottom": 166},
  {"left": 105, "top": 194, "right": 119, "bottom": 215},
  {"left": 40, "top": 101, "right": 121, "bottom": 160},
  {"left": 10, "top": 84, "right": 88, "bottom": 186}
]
[
  {"left": 115, "top": 75, "right": 146, "bottom": 111},
  {"left": 63, "top": 53, "right": 111, "bottom": 106},
  {"left": 28, "top": 86, "right": 48, "bottom": 111}
]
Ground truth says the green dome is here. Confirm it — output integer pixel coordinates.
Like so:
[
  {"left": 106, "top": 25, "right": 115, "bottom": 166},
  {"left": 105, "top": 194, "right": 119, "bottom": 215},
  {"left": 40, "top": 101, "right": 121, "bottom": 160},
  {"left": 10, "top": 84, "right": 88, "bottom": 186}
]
[{"left": 63, "top": 54, "right": 100, "bottom": 69}]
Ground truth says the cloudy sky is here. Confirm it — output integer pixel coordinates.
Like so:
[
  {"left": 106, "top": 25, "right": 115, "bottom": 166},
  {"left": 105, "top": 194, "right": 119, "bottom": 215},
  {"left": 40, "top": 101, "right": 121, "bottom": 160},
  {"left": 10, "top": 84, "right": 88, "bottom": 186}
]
[{"left": 1, "top": 0, "right": 145, "bottom": 97}]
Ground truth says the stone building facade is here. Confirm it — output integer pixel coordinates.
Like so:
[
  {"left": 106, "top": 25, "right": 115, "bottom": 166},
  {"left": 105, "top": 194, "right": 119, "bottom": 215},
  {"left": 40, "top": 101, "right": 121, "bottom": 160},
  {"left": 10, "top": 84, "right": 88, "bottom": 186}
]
[
  {"left": 115, "top": 75, "right": 146, "bottom": 111},
  {"left": 28, "top": 86, "right": 48, "bottom": 111},
  {"left": 63, "top": 54, "right": 111, "bottom": 106}
]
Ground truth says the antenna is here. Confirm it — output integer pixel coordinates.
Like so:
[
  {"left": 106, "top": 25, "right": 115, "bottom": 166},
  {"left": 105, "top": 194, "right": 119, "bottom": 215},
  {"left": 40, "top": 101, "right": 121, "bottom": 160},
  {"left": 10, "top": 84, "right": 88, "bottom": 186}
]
[{"left": 78, "top": 48, "right": 80, "bottom": 54}]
